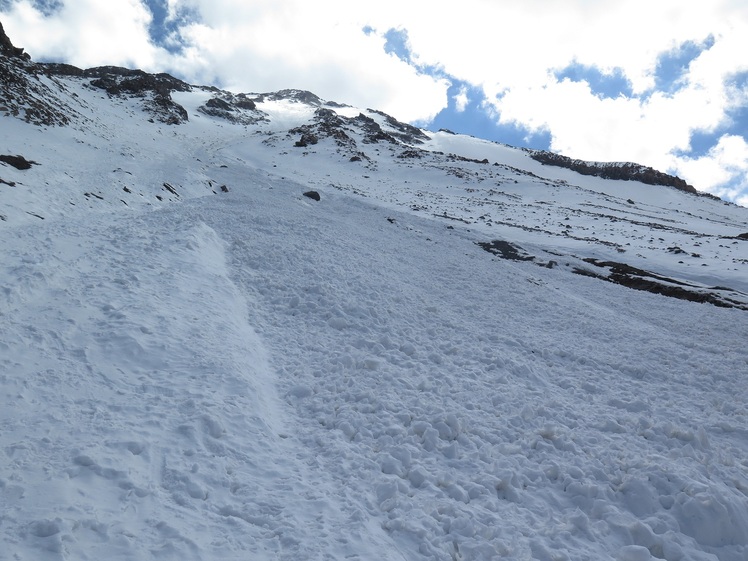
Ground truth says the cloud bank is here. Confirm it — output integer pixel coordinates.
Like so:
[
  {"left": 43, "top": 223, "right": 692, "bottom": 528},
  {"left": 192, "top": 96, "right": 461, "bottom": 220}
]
[{"left": 1, "top": 0, "right": 747, "bottom": 204}]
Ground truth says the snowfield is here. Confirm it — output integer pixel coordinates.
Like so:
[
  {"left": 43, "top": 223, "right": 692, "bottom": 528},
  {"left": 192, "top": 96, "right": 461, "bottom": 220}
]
[{"left": 1, "top": 60, "right": 748, "bottom": 561}]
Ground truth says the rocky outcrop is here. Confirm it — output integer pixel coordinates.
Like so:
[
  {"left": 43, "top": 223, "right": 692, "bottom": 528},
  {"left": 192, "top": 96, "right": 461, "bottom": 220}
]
[
  {"left": 256, "top": 89, "right": 323, "bottom": 105},
  {"left": 291, "top": 108, "right": 357, "bottom": 152},
  {"left": 0, "top": 26, "right": 75, "bottom": 126},
  {"left": 83, "top": 66, "right": 191, "bottom": 125},
  {"left": 85, "top": 66, "right": 191, "bottom": 96},
  {"left": 530, "top": 150, "right": 697, "bottom": 194},
  {"left": 573, "top": 258, "right": 748, "bottom": 310},
  {"left": 368, "top": 109, "right": 429, "bottom": 144},
  {"left": 294, "top": 132, "right": 319, "bottom": 147},
  {"left": 0, "top": 21, "right": 28, "bottom": 59},
  {"left": 0, "top": 154, "right": 37, "bottom": 170},
  {"left": 353, "top": 113, "right": 398, "bottom": 144},
  {"left": 0, "top": 23, "right": 191, "bottom": 126},
  {"left": 197, "top": 91, "right": 267, "bottom": 125},
  {"left": 39, "top": 62, "right": 84, "bottom": 77}
]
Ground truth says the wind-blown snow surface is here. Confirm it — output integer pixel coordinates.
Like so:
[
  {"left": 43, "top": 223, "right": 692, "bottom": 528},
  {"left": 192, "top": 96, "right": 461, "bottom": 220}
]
[{"left": 2, "top": 78, "right": 748, "bottom": 561}]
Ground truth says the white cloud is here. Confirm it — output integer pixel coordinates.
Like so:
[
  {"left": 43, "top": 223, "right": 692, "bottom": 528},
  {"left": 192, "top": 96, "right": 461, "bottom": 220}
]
[
  {"left": 675, "top": 135, "right": 748, "bottom": 199},
  {"left": 453, "top": 86, "right": 469, "bottom": 113},
  {"left": 165, "top": 3, "right": 450, "bottom": 123},
  {"left": 1, "top": 0, "right": 161, "bottom": 69}
]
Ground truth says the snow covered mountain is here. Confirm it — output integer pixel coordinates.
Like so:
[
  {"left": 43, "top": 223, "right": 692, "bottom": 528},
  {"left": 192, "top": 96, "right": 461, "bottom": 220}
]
[{"left": 2, "top": 24, "right": 747, "bottom": 561}]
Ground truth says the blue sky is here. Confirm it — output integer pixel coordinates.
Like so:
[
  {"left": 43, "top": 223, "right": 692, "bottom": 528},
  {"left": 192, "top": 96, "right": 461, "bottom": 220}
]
[{"left": 2, "top": 0, "right": 748, "bottom": 205}]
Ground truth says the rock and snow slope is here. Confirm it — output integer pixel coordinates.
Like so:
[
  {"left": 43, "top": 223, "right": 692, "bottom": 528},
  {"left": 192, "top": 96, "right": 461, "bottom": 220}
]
[{"left": 1, "top": 36, "right": 748, "bottom": 561}]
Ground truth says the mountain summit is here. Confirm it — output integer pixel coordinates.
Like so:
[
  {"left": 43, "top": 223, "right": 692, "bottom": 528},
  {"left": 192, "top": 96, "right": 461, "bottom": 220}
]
[{"left": 2, "top": 23, "right": 748, "bottom": 561}]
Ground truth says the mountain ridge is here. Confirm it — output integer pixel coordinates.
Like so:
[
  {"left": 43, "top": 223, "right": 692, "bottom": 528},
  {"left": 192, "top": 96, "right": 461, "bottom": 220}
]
[{"left": 0, "top": 22, "right": 703, "bottom": 196}]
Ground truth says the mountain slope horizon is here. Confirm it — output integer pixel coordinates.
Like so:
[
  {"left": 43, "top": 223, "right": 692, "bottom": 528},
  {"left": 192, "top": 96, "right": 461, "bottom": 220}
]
[
  {"left": 0, "top": 21, "right": 711, "bottom": 199},
  {"left": 2, "top": 21, "right": 748, "bottom": 561}
]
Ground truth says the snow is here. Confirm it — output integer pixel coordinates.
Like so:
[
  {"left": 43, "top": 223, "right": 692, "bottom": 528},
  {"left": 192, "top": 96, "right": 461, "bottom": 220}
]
[{"left": 1, "top": 73, "right": 748, "bottom": 561}]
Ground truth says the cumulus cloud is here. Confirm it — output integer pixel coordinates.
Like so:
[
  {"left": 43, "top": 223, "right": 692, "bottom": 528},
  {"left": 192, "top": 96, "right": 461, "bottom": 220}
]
[
  {"left": 148, "top": 0, "right": 450, "bottom": 122},
  {"left": 1, "top": 0, "right": 747, "bottom": 202},
  {"left": 1, "top": 0, "right": 162, "bottom": 69},
  {"left": 676, "top": 135, "right": 748, "bottom": 199},
  {"left": 453, "top": 86, "right": 469, "bottom": 113}
]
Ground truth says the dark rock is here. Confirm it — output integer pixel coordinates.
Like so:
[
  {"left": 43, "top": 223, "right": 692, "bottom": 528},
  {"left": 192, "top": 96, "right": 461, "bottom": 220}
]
[
  {"left": 205, "top": 97, "right": 232, "bottom": 111},
  {"left": 255, "top": 89, "right": 322, "bottom": 105},
  {"left": 574, "top": 258, "right": 748, "bottom": 310},
  {"left": 162, "top": 182, "right": 179, "bottom": 196},
  {"left": 350, "top": 156, "right": 362, "bottom": 162},
  {"left": 399, "top": 149, "right": 423, "bottom": 159},
  {"left": 150, "top": 94, "right": 188, "bottom": 124},
  {"left": 367, "top": 108, "right": 429, "bottom": 144},
  {"left": 0, "top": 154, "right": 37, "bottom": 170},
  {"left": 354, "top": 113, "right": 398, "bottom": 144},
  {"left": 477, "top": 240, "right": 535, "bottom": 261},
  {"left": 530, "top": 150, "right": 697, "bottom": 194},
  {"left": 273, "top": 89, "right": 322, "bottom": 105},
  {"left": 314, "top": 108, "right": 338, "bottom": 122},
  {"left": 85, "top": 67, "right": 191, "bottom": 96},
  {"left": 83, "top": 66, "right": 190, "bottom": 124},
  {"left": 303, "top": 191, "right": 321, "bottom": 201},
  {"left": 40, "top": 62, "right": 84, "bottom": 77},
  {"left": 0, "top": 23, "right": 76, "bottom": 125},
  {"left": 198, "top": 92, "right": 267, "bottom": 125},
  {"left": 220, "top": 185, "right": 229, "bottom": 193},
  {"left": 0, "top": 59, "right": 73, "bottom": 125},
  {"left": 235, "top": 96, "right": 256, "bottom": 110},
  {"left": 736, "top": 232, "right": 748, "bottom": 240},
  {"left": 295, "top": 133, "right": 319, "bottom": 147}
]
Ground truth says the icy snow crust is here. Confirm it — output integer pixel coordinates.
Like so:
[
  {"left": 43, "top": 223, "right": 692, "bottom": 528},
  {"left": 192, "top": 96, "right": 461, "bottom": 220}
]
[{"left": 1, "top": 74, "right": 748, "bottom": 561}]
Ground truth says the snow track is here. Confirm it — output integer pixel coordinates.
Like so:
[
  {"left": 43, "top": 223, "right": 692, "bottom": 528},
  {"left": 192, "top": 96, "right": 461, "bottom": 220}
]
[{"left": 0, "top": 204, "right": 403, "bottom": 560}]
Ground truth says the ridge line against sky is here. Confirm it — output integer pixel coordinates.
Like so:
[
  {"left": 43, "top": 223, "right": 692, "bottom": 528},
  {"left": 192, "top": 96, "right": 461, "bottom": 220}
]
[{"left": 1, "top": 0, "right": 747, "bottom": 205}]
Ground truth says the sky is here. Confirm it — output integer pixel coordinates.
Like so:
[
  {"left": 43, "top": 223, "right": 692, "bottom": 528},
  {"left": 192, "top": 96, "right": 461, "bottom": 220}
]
[{"left": 1, "top": 0, "right": 748, "bottom": 205}]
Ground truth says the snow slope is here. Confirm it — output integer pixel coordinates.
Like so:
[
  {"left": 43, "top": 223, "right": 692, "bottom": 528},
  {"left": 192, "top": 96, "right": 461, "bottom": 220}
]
[{"left": 1, "top": 60, "right": 748, "bottom": 561}]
